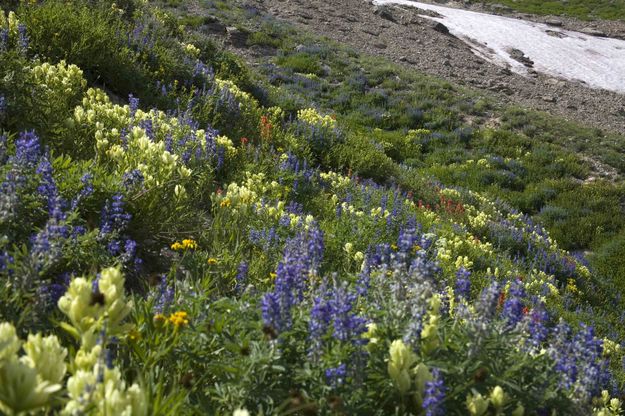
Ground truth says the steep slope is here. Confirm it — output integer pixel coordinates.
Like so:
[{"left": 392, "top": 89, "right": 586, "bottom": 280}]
[{"left": 0, "top": 1, "right": 624, "bottom": 414}]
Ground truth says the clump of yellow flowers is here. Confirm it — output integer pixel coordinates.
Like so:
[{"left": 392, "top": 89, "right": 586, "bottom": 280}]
[
  {"left": 168, "top": 311, "right": 190, "bottom": 329},
  {"left": 297, "top": 108, "right": 337, "bottom": 129},
  {"left": 171, "top": 239, "right": 198, "bottom": 251},
  {"left": 0, "top": 323, "right": 67, "bottom": 415},
  {"left": 0, "top": 267, "right": 147, "bottom": 415}
]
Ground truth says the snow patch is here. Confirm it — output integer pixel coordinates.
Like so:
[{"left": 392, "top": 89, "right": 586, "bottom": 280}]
[{"left": 374, "top": 0, "right": 625, "bottom": 94}]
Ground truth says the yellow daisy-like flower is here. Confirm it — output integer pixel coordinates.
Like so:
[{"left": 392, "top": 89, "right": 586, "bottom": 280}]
[
  {"left": 171, "top": 239, "right": 198, "bottom": 251},
  {"left": 207, "top": 258, "right": 218, "bottom": 265},
  {"left": 220, "top": 198, "right": 232, "bottom": 208},
  {"left": 269, "top": 272, "right": 277, "bottom": 280},
  {"left": 168, "top": 311, "right": 189, "bottom": 329},
  {"left": 171, "top": 242, "right": 182, "bottom": 250},
  {"left": 412, "top": 244, "right": 421, "bottom": 253},
  {"left": 391, "top": 244, "right": 398, "bottom": 251}
]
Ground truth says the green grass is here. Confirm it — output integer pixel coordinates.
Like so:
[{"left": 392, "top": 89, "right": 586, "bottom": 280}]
[
  {"left": 475, "top": 0, "right": 625, "bottom": 20},
  {"left": 185, "top": 0, "right": 625, "bottom": 286}
]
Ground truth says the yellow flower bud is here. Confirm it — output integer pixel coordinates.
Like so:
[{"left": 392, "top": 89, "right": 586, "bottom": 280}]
[
  {"left": 388, "top": 340, "right": 417, "bottom": 394},
  {"left": 490, "top": 386, "right": 506, "bottom": 411},
  {"left": 466, "top": 391, "right": 490, "bottom": 416},
  {"left": 22, "top": 333, "right": 67, "bottom": 384},
  {"left": 0, "top": 322, "right": 20, "bottom": 362}
]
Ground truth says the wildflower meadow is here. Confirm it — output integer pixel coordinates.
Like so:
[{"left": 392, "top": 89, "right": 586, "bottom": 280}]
[{"left": 1, "top": 1, "right": 625, "bottom": 415}]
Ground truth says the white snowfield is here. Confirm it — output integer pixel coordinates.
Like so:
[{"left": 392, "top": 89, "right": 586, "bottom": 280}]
[{"left": 374, "top": 0, "right": 625, "bottom": 94}]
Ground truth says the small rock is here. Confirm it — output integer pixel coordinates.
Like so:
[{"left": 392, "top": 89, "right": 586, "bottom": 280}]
[
  {"left": 581, "top": 27, "right": 607, "bottom": 37},
  {"left": 373, "top": 5, "right": 396, "bottom": 22},
  {"left": 399, "top": 56, "right": 407, "bottom": 62},
  {"left": 545, "top": 19, "right": 563, "bottom": 27},
  {"left": 202, "top": 16, "right": 227, "bottom": 35},
  {"left": 430, "top": 21, "right": 450, "bottom": 34},
  {"left": 545, "top": 30, "right": 567, "bottom": 38},
  {"left": 362, "top": 28, "right": 381, "bottom": 36},
  {"left": 373, "top": 42, "right": 387, "bottom": 49},
  {"left": 508, "top": 48, "right": 534, "bottom": 67},
  {"left": 226, "top": 26, "right": 249, "bottom": 47},
  {"left": 542, "top": 95, "right": 557, "bottom": 103}
]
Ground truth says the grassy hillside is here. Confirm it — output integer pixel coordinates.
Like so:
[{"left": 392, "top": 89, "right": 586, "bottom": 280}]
[
  {"left": 0, "top": 0, "right": 624, "bottom": 414},
  {"left": 474, "top": 0, "right": 625, "bottom": 20}
]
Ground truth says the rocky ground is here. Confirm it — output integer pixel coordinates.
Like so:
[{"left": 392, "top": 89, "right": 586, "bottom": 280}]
[{"left": 237, "top": 0, "right": 625, "bottom": 133}]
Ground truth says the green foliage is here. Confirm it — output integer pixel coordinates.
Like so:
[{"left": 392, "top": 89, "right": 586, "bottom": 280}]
[{"left": 473, "top": 0, "right": 625, "bottom": 20}]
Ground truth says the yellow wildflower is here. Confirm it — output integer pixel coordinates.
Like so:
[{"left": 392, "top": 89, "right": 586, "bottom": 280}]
[
  {"left": 220, "top": 198, "right": 232, "bottom": 208},
  {"left": 168, "top": 311, "right": 189, "bottom": 329},
  {"left": 269, "top": 272, "right": 277, "bottom": 280},
  {"left": 207, "top": 258, "right": 218, "bottom": 265},
  {"left": 413, "top": 244, "right": 422, "bottom": 253},
  {"left": 171, "top": 239, "right": 197, "bottom": 251},
  {"left": 391, "top": 244, "right": 398, "bottom": 251},
  {"left": 182, "top": 239, "right": 197, "bottom": 249}
]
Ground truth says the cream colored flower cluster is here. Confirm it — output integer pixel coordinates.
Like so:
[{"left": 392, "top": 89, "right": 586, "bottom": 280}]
[
  {"left": 297, "top": 108, "right": 337, "bottom": 129},
  {"left": 72, "top": 84, "right": 236, "bottom": 190},
  {"left": 58, "top": 267, "right": 146, "bottom": 416},
  {"left": 0, "top": 323, "right": 67, "bottom": 415},
  {"left": 215, "top": 78, "right": 259, "bottom": 115},
  {"left": 0, "top": 8, "right": 20, "bottom": 36},
  {"left": 0, "top": 268, "right": 145, "bottom": 415}
]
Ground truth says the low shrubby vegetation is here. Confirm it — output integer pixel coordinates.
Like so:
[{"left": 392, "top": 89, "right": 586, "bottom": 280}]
[
  {"left": 1, "top": 0, "right": 625, "bottom": 414},
  {"left": 471, "top": 0, "right": 625, "bottom": 20}
]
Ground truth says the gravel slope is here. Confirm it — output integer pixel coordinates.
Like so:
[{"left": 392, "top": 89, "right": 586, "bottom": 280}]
[{"left": 246, "top": 0, "right": 625, "bottom": 133}]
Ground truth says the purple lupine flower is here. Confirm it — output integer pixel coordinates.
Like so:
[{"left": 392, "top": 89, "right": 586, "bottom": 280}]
[
  {"left": 501, "top": 279, "right": 526, "bottom": 328},
  {"left": 235, "top": 261, "right": 248, "bottom": 293},
  {"left": 0, "top": 133, "right": 8, "bottom": 166},
  {"left": 99, "top": 194, "right": 131, "bottom": 237},
  {"left": 153, "top": 274, "right": 175, "bottom": 314},
  {"left": 454, "top": 267, "right": 471, "bottom": 300},
  {"left": 107, "top": 240, "right": 121, "bottom": 255},
  {"left": 14, "top": 131, "right": 41, "bottom": 167},
  {"left": 70, "top": 173, "right": 94, "bottom": 211},
  {"left": 128, "top": 94, "right": 139, "bottom": 117},
  {"left": 423, "top": 368, "right": 446, "bottom": 416},
  {"left": 355, "top": 260, "right": 370, "bottom": 297},
  {"left": 121, "top": 239, "right": 140, "bottom": 265},
  {"left": 17, "top": 23, "right": 28, "bottom": 52},
  {"left": 216, "top": 146, "right": 225, "bottom": 170},
  {"left": 260, "top": 292, "right": 282, "bottom": 333},
  {"left": 122, "top": 169, "right": 144, "bottom": 190},
  {"left": 0, "top": 250, "right": 14, "bottom": 275},
  {"left": 36, "top": 157, "right": 64, "bottom": 218},
  {"left": 306, "top": 224, "right": 324, "bottom": 268},
  {"left": 527, "top": 302, "right": 549, "bottom": 347},
  {"left": 39, "top": 273, "right": 70, "bottom": 306},
  {"left": 139, "top": 119, "right": 153, "bottom": 141},
  {"left": 30, "top": 217, "right": 70, "bottom": 271},
  {"left": 549, "top": 320, "right": 577, "bottom": 389},
  {"left": 164, "top": 133, "right": 173, "bottom": 153},
  {"left": 309, "top": 283, "right": 332, "bottom": 358},
  {"left": 328, "top": 280, "right": 367, "bottom": 344},
  {"left": 278, "top": 214, "right": 291, "bottom": 227},
  {"left": 475, "top": 281, "right": 500, "bottom": 323},
  {"left": 0, "top": 29, "right": 8, "bottom": 50},
  {"left": 0, "top": 95, "right": 6, "bottom": 117},
  {"left": 261, "top": 227, "right": 324, "bottom": 333},
  {"left": 325, "top": 363, "right": 347, "bottom": 388}
]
